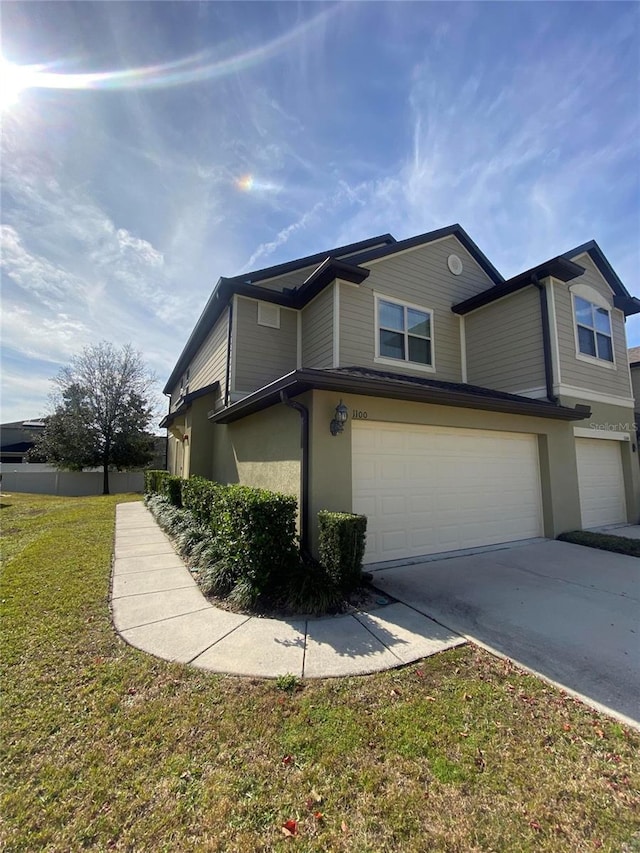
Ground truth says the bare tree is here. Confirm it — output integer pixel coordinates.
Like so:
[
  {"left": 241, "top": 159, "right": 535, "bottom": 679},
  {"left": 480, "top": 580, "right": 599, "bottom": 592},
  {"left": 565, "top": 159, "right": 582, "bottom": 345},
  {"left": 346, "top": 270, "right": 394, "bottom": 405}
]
[{"left": 33, "top": 342, "right": 158, "bottom": 494}]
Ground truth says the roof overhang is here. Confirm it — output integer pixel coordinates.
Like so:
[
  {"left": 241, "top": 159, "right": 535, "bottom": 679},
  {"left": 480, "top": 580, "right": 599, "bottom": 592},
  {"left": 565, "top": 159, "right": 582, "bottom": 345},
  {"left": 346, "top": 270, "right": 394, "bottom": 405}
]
[
  {"left": 563, "top": 241, "right": 640, "bottom": 316},
  {"left": 159, "top": 381, "right": 219, "bottom": 428},
  {"left": 452, "top": 257, "right": 585, "bottom": 315},
  {"left": 208, "top": 369, "right": 590, "bottom": 425}
]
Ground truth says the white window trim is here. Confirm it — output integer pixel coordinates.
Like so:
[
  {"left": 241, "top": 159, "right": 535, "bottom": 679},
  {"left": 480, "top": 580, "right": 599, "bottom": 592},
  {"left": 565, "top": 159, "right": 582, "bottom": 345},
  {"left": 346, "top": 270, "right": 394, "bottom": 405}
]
[
  {"left": 373, "top": 292, "right": 436, "bottom": 373},
  {"left": 571, "top": 293, "right": 616, "bottom": 369}
]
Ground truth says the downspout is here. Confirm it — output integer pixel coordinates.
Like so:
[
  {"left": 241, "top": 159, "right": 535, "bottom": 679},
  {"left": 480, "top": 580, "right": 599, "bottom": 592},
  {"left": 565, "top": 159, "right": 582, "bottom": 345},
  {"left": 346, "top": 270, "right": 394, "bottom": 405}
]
[
  {"left": 164, "top": 393, "right": 171, "bottom": 471},
  {"left": 531, "top": 274, "right": 559, "bottom": 404},
  {"left": 224, "top": 301, "right": 233, "bottom": 407},
  {"left": 280, "top": 390, "right": 310, "bottom": 556}
]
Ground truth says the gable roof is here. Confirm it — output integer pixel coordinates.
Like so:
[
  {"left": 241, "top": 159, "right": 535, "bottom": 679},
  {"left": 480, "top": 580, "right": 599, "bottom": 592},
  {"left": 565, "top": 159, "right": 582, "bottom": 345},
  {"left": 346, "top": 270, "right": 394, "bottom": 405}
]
[
  {"left": 452, "top": 256, "right": 585, "bottom": 315},
  {"left": 347, "top": 223, "right": 505, "bottom": 286},
  {"left": 224, "top": 233, "right": 395, "bottom": 287},
  {"left": 163, "top": 224, "right": 502, "bottom": 393},
  {"left": 163, "top": 235, "right": 393, "bottom": 394},
  {"left": 561, "top": 240, "right": 640, "bottom": 316}
]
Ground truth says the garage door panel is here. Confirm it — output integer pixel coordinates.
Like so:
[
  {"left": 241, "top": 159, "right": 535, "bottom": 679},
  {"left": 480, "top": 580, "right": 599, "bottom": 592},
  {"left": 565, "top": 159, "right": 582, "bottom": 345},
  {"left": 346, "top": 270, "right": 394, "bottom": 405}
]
[
  {"left": 353, "top": 422, "right": 543, "bottom": 562},
  {"left": 576, "top": 438, "right": 626, "bottom": 528}
]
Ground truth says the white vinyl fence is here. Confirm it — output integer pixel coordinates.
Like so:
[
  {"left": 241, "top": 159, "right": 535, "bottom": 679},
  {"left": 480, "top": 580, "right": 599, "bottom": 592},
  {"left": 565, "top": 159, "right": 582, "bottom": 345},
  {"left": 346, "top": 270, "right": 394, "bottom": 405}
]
[{"left": 0, "top": 464, "right": 144, "bottom": 496}]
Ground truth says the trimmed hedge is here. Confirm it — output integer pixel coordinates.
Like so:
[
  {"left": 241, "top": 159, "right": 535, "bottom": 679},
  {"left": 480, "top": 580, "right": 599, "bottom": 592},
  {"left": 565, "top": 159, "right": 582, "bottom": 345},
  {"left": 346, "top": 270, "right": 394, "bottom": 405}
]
[
  {"left": 144, "top": 469, "right": 170, "bottom": 495},
  {"left": 181, "top": 476, "right": 226, "bottom": 525},
  {"left": 558, "top": 530, "right": 640, "bottom": 557},
  {"left": 181, "top": 477, "right": 299, "bottom": 606},
  {"left": 318, "top": 511, "right": 367, "bottom": 592},
  {"left": 165, "top": 475, "right": 183, "bottom": 508}
]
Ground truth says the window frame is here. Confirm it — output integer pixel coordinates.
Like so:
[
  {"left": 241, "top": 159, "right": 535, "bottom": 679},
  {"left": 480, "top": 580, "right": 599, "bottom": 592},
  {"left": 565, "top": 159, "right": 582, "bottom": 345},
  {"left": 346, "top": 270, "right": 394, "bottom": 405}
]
[
  {"left": 373, "top": 293, "right": 435, "bottom": 373},
  {"left": 572, "top": 293, "right": 615, "bottom": 368}
]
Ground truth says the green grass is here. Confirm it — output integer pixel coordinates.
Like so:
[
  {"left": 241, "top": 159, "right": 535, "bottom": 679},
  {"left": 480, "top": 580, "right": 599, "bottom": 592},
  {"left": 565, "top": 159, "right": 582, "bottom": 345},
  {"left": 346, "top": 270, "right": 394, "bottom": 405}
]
[
  {"left": 2, "top": 493, "right": 639, "bottom": 852},
  {"left": 558, "top": 529, "right": 640, "bottom": 556}
]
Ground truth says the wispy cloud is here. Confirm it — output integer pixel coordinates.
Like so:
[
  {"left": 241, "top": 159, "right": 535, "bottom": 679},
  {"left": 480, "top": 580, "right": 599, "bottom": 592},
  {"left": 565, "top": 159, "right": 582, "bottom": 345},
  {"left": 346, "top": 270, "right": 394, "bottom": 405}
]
[{"left": 0, "top": 1, "right": 638, "bottom": 423}]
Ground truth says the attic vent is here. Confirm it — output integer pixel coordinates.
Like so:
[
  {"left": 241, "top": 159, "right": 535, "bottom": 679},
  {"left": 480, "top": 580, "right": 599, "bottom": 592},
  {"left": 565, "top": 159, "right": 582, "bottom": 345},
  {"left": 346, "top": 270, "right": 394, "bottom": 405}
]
[
  {"left": 447, "top": 254, "right": 463, "bottom": 276},
  {"left": 257, "top": 302, "right": 281, "bottom": 329}
]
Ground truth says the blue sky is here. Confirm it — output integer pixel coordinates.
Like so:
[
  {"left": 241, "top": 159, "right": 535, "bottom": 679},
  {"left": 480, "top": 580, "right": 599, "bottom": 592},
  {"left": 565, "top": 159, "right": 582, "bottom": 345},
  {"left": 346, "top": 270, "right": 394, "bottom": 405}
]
[{"left": 1, "top": 1, "right": 639, "bottom": 426}]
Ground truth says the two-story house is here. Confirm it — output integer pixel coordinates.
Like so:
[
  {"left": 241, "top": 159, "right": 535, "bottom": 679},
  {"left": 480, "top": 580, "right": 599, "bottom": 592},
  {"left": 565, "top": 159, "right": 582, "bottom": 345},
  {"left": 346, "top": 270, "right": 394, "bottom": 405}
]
[{"left": 161, "top": 225, "right": 640, "bottom": 564}]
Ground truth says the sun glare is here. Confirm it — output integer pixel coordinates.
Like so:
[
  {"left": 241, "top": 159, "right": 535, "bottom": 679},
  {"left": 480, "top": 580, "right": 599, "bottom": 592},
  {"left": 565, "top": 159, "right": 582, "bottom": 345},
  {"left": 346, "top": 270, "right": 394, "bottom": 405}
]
[{"left": 0, "top": 57, "right": 38, "bottom": 110}]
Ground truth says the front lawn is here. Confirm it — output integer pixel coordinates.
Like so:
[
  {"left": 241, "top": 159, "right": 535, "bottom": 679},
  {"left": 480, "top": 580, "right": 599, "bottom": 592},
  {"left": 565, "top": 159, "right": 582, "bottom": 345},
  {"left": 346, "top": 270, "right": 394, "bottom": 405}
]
[{"left": 1, "top": 493, "right": 639, "bottom": 852}]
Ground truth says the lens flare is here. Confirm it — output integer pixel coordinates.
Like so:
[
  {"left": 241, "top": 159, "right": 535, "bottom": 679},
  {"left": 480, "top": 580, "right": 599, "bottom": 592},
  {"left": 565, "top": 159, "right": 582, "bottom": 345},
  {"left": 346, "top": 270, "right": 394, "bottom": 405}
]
[
  {"left": 0, "top": 6, "right": 337, "bottom": 109},
  {"left": 236, "top": 174, "right": 255, "bottom": 192}
]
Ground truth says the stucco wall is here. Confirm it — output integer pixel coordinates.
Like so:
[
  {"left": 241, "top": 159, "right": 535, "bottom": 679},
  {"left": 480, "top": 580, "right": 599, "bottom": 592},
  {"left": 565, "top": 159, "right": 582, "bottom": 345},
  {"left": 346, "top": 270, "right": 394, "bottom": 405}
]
[{"left": 211, "top": 403, "right": 301, "bottom": 502}]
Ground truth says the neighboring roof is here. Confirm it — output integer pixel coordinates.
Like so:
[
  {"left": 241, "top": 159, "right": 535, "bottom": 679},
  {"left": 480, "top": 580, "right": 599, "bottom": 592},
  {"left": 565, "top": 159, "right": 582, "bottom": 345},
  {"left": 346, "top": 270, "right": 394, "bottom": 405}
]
[
  {"left": 628, "top": 346, "right": 640, "bottom": 366},
  {"left": 163, "top": 224, "right": 502, "bottom": 394},
  {"left": 208, "top": 366, "right": 590, "bottom": 425},
  {"left": 562, "top": 240, "right": 640, "bottom": 316},
  {"left": 0, "top": 441, "right": 34, "bottom": 453},
  {"left": 452, "top": 256, "right": 585, "bottom": 315},
  {"left": 159, "top": 381, "right": 219, "bottom": 429},
  {"left": 0, "top": 419, "right": 45, "bottom": 430}
]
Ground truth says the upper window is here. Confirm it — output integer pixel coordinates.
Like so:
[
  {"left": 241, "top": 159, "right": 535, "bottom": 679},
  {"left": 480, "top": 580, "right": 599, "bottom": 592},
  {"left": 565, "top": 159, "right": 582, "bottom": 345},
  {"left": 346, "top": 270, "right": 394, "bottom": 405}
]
[
  {"left": 574, "top": 295, "right": 613, "bottom": 362},
  {"left": 377, "top": 297, "right": 432, "bottom": 366}
]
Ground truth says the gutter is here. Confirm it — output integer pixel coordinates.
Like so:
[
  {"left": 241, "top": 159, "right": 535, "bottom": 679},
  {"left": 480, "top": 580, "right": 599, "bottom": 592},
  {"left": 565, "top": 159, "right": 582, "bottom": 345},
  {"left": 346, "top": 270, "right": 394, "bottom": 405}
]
[
  {"left": 531, "top": 275, "right": 559, "bottom": 404},
  {"left": 280, "top": 390, "right": 310, "bottom": 556},
  {"left": 209, "top": 369, "right": 590, "bottom": 424}
]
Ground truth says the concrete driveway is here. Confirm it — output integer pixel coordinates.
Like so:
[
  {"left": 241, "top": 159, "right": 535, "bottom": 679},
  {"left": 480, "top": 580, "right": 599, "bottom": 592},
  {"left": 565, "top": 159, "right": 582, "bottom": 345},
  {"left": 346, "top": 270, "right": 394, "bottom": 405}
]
[{"left": 372, "top": 540, "right": 639, "bottom": 727}]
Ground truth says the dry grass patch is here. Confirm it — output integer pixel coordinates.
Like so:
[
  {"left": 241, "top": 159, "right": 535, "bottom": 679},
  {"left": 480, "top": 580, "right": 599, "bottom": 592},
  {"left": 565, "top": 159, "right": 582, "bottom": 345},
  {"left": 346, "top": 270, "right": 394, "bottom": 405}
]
[{"left": 1, "top": 493, "right": 639, "bottom": 852}]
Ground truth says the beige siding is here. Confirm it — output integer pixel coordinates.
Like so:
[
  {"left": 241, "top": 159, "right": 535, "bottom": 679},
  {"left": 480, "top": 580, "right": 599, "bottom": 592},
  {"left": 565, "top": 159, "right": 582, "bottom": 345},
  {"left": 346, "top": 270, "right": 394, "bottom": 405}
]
[
  {"left": 301, "top": 287, "right": 334, "bottom": 368},
  {"left": 466, "top": 287, "right": 545, "bottom": 392},
  {"left": 190, "top": 308, "right": 229, "bottom": 392},
  {"left": 553, "top": 255, "right": 632, "bottom": 400},
  {"left": 234, "top": 297, "right": 297, "bottom": 392},
  {"left": 169, "top": 309, "right": 229, "bottom": 411},
  {"left": 338, "top": 236, "right": 496, "bottom": 381}
]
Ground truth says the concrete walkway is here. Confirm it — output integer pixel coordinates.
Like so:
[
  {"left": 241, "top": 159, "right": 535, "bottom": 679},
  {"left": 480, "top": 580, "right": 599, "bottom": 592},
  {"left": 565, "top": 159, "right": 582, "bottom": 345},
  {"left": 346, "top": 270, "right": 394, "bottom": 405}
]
[{"left": 112, "top": 502, "right": 464, "bottom": 677}]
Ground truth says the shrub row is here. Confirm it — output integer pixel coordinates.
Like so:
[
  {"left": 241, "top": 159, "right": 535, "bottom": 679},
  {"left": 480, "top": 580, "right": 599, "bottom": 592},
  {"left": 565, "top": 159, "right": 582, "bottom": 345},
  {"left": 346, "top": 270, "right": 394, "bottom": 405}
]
[
  {"left": 144, "top": 470, "right": 183, "bottom": 507},
  {"left": 558, "top": 529, "right": 640, "bottom": 557},
  {"left": 143, "top": 469, "right": 170, "bottom": 495},
  {"left": 144, "top": 474, "right": 368, "bottom": 608}
]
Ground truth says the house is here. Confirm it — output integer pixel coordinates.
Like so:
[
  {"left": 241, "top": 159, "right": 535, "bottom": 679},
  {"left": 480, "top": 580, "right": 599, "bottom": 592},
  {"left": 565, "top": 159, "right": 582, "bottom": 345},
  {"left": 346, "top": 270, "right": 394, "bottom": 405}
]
[
  {"left": 0, "top": 419, "right": 45, "bottom": 463},
  {"left": 628, "top": 346, "right": 640, "bottom": 448},
  {"left": 161, "top": 225, "right": 640, "bottom": 564}
]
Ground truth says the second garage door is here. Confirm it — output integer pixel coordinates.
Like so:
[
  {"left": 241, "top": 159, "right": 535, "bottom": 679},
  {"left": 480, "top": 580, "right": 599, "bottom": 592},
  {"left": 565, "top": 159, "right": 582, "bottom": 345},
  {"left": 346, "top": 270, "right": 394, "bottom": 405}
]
[
  {"left": 575, "top": 437, "right": 627, "bottom": 529},
  {"left": 352, "top": 422, "right": 543, "bottom": 563}
]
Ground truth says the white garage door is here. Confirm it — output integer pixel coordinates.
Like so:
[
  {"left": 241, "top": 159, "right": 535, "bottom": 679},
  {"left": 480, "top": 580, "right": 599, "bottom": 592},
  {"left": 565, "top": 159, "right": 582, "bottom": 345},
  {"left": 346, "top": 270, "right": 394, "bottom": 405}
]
[
  {"left": 352, "top": 422, "right": 543, "bottom": 563},
  {"left": 575, "top": 438, "right": 626, "bottom": 529}
]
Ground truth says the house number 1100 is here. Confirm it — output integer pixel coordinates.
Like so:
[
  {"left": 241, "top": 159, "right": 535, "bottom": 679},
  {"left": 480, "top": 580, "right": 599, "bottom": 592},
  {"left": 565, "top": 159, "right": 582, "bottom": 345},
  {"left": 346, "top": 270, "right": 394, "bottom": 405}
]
[{"left": 352, "top": 409, "right": 368, "bottom": 419}]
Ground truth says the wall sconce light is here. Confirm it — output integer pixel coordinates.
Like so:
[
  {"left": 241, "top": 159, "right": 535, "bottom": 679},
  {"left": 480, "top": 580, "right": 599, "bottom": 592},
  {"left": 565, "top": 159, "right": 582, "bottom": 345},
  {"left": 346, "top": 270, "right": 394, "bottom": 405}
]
[{"left": 330, "top": 400, "right": 349, "bottom": 436}]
